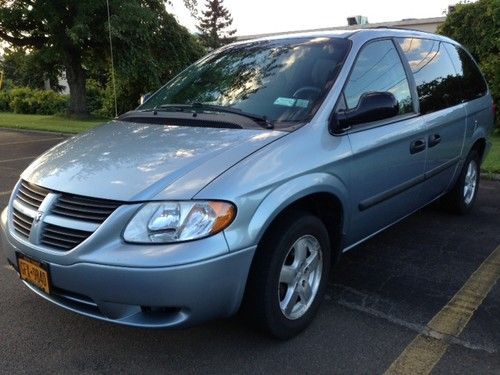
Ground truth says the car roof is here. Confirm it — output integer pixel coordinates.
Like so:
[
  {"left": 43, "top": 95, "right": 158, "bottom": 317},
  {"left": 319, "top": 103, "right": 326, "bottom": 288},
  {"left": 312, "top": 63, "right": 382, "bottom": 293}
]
[{"left": 232, "top": 28, "right": 458, "bottom": 46}]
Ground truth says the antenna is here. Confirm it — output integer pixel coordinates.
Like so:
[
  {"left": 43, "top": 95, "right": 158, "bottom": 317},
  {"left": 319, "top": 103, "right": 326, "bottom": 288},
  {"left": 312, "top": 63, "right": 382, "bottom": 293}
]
[{"left": 106, "top": 0, "right": 118, "bottom": 117}]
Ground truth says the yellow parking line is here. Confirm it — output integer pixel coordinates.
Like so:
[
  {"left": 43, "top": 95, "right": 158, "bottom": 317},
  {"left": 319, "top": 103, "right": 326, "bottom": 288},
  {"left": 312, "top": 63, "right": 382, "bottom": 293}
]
[{"left": 385, "top": 245, "right": 500, "bottom": 375}]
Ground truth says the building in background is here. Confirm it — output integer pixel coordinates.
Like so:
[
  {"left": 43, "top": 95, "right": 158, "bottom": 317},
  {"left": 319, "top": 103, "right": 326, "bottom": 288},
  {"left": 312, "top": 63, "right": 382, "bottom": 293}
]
[{"left": 237, "top": 16, "right": 446, "bottom": 41}]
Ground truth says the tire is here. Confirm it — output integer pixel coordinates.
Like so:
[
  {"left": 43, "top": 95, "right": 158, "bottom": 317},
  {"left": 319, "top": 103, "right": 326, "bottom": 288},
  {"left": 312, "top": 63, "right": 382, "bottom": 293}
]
[
  {"left": 243, "top": 211, "right": 331, "bottom": 339},
  {"left": 442, "top": 149, "right": 480, "bottom": 214}
]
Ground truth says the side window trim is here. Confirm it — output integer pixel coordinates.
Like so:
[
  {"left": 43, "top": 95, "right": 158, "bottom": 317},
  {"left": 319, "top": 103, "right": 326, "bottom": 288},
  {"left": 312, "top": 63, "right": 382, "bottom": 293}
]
[
  {"left": 392, "top": 37, "right": 420, "bottom": 115},
  {"left": 441, "top": 42, "right": 469, "bottom": 105}
]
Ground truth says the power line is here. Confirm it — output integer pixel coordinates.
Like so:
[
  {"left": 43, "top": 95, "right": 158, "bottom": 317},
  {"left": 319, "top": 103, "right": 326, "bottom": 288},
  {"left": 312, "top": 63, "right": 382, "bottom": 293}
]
[{"left": 106, "top": 0, "right": 118, "bottom": 117}]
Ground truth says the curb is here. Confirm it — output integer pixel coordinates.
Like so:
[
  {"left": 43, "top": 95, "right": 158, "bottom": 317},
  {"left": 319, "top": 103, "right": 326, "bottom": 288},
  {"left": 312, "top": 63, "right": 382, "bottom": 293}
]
[
  {"left": 481, "top": 173, "right": 500, "bottom": 181},
  {"left": 0, "top": 127, "right": 71, "bottom": 137}
]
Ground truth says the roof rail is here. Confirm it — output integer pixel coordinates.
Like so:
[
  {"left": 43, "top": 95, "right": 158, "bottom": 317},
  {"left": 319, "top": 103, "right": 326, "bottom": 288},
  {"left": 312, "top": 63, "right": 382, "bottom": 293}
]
[{"left": 372, "top": 25, "right": 436, "bottom": 34}]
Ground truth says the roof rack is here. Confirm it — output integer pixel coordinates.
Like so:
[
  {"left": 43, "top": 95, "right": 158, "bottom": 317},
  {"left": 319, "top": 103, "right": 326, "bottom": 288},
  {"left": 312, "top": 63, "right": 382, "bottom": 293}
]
[{"left": 372, "top": 25, "right": 435, "bottom": 34}]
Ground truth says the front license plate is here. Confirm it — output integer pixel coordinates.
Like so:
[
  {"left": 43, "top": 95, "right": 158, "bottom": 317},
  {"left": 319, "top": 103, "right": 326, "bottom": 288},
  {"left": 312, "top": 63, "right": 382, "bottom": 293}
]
[{"left": 17, "top": 254, "right": 51, "bottom": 294}]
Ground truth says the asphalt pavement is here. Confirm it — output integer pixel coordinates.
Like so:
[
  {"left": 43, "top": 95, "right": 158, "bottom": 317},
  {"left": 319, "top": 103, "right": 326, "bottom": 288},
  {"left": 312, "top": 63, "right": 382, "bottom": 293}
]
[{"left": 0, "top": 128, "right": 498, "bottom": 374}]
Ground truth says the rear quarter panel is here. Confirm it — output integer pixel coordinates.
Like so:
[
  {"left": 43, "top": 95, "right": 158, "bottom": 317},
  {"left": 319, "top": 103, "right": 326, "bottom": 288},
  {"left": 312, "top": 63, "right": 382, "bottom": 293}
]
[{"left": 464, "top": 93, "right": 495, "bottom": 161}]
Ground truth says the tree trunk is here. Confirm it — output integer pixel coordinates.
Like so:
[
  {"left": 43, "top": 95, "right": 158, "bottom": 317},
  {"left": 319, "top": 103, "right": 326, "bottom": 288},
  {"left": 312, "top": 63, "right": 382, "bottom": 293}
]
[{"left": 64, "top": 53, "right": 88, "bottom": 116}]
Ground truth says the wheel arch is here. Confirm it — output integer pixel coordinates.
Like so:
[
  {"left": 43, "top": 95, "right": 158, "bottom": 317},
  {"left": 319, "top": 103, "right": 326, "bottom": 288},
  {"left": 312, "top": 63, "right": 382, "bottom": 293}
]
[
  {"left": 470, "top": 137, "right": 487, "bottom": 163},
  {"left": 248, "top": 173, "right": 349, "bottom": 264}
]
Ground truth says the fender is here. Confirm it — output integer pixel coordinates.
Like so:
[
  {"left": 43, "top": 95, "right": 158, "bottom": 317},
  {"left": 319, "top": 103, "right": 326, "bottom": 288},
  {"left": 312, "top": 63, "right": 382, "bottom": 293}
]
[{"left": 222, "top": 172, "right": 350, "bottom": 252}]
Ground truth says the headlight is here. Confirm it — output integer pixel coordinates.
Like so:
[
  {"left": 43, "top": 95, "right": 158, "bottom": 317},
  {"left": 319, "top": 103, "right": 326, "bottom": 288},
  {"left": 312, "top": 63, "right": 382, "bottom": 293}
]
[{"left": 123, "top": 201, "right": 236, "bottom": 244}]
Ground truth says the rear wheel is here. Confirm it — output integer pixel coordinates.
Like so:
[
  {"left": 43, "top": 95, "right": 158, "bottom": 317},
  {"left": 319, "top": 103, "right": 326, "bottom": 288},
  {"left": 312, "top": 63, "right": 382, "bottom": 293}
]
[
  {"left": 243, "top": 211, "right": 331, "bottom": 339},
  {"left": 442, "top": 150, "right": 480, "bottom": 214}
]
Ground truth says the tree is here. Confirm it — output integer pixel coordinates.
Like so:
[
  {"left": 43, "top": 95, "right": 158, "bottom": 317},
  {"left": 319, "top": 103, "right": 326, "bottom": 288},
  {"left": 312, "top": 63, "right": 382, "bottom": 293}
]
[
  {"left": 438, "top": 0, "right": 500, "bottom": 124},
  {"left": 197, "top": 0, "right": 236, "bottom": 49},
  {"left": 0, "top": 0, "right": 201, "bottom": 116},
  {"left": 0, "top": 48, "right": 63, "bottom": 91}
]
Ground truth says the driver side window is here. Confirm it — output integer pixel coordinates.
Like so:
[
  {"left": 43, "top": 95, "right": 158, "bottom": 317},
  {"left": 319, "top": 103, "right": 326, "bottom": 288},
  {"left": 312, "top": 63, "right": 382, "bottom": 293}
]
[{"left": 343, "top": 40, "right": 413, "bottom": 115}]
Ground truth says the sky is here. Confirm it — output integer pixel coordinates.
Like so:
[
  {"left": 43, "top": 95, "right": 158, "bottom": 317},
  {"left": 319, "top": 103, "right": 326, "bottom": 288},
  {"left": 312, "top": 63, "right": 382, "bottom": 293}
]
[{"left": 167, "top": 0, "right": 461, "bottom": 36}]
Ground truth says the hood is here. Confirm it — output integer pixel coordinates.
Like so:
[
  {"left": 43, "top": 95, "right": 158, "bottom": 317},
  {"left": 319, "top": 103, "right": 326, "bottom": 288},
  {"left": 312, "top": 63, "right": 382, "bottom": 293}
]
[{"left": 21, "top": 121, "right": 286, "bottom": 201}]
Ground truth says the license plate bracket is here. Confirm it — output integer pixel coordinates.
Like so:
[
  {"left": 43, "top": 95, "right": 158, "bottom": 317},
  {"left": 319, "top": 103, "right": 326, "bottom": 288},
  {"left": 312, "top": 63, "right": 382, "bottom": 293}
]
[{"left": 16, "top": 253, "right": 51, "bottom": 294}]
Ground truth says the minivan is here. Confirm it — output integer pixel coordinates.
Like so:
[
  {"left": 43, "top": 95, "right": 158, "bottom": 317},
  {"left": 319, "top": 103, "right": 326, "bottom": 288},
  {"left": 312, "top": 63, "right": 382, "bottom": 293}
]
[{"left": 1, "top": 28, "right": 494, "bottom": 339}]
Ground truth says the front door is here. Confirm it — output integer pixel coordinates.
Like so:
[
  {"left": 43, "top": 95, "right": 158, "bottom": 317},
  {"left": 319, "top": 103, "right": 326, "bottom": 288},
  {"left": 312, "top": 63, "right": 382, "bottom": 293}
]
[{"left": 337, "top": 39, "right": 427, "bottom": 247}]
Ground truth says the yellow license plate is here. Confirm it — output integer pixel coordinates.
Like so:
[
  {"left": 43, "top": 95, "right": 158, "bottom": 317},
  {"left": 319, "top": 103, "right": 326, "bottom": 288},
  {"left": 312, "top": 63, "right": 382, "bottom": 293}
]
[{"left": 17, "top": 254, "right": 51, "bottom": 294}]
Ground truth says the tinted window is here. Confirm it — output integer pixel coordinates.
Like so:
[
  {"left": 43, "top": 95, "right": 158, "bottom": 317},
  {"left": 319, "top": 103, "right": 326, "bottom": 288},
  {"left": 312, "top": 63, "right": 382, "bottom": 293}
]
[
  {"left": 397, "top": 38, "right": 462, "bottom": 114},
  {"left": 443, "top": 43, "right": 487, "bottom": 101},
  {"left": 140, "top": 37, "right": 350, "bottom": 126},
  {"left": 343, "top": 40, "right": 413, "bottom": 115}
]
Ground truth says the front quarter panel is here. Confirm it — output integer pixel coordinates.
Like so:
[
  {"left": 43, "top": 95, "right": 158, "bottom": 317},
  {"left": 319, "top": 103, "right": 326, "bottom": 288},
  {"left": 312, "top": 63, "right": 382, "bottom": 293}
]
[{"left": 195, "top": 122, "right": 352, "bottom": 252}]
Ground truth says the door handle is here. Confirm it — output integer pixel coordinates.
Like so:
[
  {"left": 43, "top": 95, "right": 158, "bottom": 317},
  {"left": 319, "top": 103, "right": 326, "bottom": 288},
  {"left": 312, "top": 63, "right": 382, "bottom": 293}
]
[
  {"left": 428, "top": 133, "right": 441, "bottom": 147},
  {"left": 410, "top": 139, "right": 426, "bottom": 154}
]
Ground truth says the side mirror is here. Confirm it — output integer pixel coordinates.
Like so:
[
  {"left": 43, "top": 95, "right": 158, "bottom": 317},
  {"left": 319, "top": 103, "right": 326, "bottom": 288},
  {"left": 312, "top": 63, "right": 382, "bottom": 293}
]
[
  {"left": 139, "top": 92, "right": 152, "bottom": 105},
  {"left": 331, "top": 92, "right": 399, "bottom": 133}
]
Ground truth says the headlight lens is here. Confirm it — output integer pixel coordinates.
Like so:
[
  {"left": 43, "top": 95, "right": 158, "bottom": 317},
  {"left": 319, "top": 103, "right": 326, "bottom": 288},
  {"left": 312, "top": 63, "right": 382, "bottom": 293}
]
[{"left": 123, "top": 201, "right": 236, "bottom": 243}]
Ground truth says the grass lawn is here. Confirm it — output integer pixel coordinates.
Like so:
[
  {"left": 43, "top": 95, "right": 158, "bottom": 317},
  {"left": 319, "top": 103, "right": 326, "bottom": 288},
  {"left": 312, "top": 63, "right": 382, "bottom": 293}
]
[
  {"left": 0, "top": 112, "right": 108, "bottom": 134},
  {"left": 482, "top": 133, "right": 500, "bottom": 174}
]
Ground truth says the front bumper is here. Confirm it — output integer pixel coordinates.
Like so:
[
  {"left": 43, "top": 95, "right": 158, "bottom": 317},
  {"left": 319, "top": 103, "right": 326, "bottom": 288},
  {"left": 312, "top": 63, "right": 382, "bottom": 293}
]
[{"left": 1, "top": 207, "right": 256, "bottom": 328}]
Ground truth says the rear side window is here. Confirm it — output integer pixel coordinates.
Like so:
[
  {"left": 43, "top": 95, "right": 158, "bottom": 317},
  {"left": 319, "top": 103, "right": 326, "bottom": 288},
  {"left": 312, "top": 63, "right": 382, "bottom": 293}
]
[
  {"left": 343, "top": 40, "right": 413, "bottom": 115},
  {"left": 397, "top": 38, "right": 462, "bottom": 114},
  {"left": 443, "top": 43, "right": 487, "bottom": 102}
]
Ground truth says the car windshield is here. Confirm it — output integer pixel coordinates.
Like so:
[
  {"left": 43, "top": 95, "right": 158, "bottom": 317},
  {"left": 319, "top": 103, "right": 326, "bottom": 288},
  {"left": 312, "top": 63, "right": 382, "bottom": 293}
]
[{"left": 139, "top": 37, "right": 350, "bottom": 127}]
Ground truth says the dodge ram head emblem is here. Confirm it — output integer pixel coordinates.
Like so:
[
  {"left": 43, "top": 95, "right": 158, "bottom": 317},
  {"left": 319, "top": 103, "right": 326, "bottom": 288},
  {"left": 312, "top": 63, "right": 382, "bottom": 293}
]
[{"left": 34, "top": 211, "right": 43, "bottom": 223}]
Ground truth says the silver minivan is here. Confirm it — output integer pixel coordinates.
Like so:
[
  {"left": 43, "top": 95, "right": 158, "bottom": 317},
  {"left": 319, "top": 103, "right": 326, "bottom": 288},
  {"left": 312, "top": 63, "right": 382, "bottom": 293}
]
[{"left": 1, "top": 28, "right": 494, "bottom": 338}]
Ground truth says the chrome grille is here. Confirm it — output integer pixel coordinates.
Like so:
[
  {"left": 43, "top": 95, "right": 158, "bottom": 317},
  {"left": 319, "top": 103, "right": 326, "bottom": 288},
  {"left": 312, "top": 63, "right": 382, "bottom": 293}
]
[
  {"left": 12, "top": 207, "right": 33, "bottom": 239},
  {"left": 11, "top": 180, "right": 122, "bottom": 251},
  {"left": 41, "top": 223, "right": 93, "bottom": 251},
  {"left": 16, "top": 180, "right": 49, "bottom": 210},
  {"left": 51, "top": 194, "right": 121, "bottom": 223}
]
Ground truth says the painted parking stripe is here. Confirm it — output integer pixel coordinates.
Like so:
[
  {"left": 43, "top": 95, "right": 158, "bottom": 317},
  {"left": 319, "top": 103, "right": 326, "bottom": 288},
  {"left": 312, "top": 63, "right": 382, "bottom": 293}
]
[
  {"left": 0, "top": 156, "right": 37, "bottom": 164},
  {"left": 0, "top": 190, "right": 12, "bottom": 196},
  {"left": 384, "top": 245, "right": 500, "bottom": 375},
  {"left": 0, "top": 137, "right": 63, "bottom": 147}
]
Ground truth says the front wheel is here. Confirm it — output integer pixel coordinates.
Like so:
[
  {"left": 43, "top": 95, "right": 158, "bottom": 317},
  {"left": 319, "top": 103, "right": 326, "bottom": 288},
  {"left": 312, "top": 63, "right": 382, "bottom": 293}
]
[
  {"left": 243, "top": 212, "right": 331, "bottom": 339},
  {"left": 442, "top": 150, "right": 480, "bottom": 214}
]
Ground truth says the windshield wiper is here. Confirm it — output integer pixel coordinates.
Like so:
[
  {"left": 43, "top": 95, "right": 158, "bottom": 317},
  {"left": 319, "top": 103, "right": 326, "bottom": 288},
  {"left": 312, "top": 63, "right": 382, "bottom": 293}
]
[{"left": 155, "top": 103, "right": 274, "bottom": 129}]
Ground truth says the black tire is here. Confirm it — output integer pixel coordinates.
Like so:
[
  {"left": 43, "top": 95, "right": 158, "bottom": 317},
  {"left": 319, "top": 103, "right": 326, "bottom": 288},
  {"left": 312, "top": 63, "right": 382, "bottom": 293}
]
[
  {"left": 243, "top": 211, "right": 331, "bottom": 339},
  {"left": 442, "top": 149, "right": 480, "bottom": 214}
]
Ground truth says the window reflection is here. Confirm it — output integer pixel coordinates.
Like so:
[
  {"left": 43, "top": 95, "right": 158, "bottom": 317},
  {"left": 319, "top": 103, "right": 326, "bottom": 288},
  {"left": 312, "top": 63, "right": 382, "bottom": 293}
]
[
  {"left": 141, "top": 38, "right": 350, "bottom": 125},
  {"left": 344, "top": 40, "right": 413, "bottom": 115},
  {"left": 397, "top": 38, "right": 466, "bottom": 114}
]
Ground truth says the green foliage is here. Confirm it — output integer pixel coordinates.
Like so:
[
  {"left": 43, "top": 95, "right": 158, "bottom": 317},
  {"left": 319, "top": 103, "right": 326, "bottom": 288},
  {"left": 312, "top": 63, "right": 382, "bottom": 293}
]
[
  {"left": 85, "top": 79, "right": 106, "bottom": 115},
  {"left": 438, "top": 0, "right": 500, "bottom": 124},
  {"left": 104, "top": 9, "right": 204, "bottom": 116},
  {"left": 0, "top": 90, "right": 11, "bottom": 111},
  {"left": 0, "top": 0, "right": 203, "bottom": 115},
  {"left": 197, "top": 0, "right": 236, "bottom": 49},
  {"left": 4, "top": 87, "right": 68, "bottom": 115},
  {"left": 0, "top": 48, "right": 63, "bottom": 91},
  {"left": 482, "top": 134, "right": 500, "bottom": 173}
]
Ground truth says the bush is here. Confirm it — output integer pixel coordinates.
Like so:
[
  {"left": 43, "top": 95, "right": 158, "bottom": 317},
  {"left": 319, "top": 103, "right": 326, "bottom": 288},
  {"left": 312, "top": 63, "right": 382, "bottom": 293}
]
[
  {"left": 86, "top": 80, "right": 106, "bottom": 115},
  {"left": 0, "top": 90, "right": 11, "bottom": 111},
  {"left": 438, "top": 0, "right": 499, "bottom": 127},
  {"left": 7, "top": 87, "right": 68, "bottom": 115}
]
